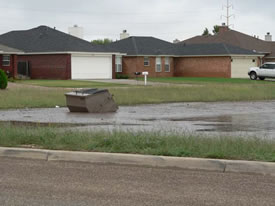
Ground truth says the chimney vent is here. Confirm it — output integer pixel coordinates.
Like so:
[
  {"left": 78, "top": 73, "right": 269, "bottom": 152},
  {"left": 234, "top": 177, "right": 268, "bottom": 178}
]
[
  {"left": 120, "top": 30, "right": 130, "bottom": 40},
  {"left": 265, "top": 32, "right": 272, "bottom": 41},
  {"left": 68, "top": 25, "right": 84, "bottom": 39}
]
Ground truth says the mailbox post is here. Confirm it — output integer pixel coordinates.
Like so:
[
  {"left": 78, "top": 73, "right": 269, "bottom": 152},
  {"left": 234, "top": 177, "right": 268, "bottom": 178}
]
[{"left": 142, "top": 71, "right": 149, "bottom": 86}]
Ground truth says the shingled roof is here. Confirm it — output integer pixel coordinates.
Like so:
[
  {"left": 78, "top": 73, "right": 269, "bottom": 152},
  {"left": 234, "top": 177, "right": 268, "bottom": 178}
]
[
  {"left": 0, "top": 26, "right": 109, "bottom": 53},
  {"left": 0, "top": 44, "right": 23, "bottom": 54},
  {"left": 108, "top": 36, "right": 261, "bottom": 57},
  {"left": 107, "top": 36, "right": 176, "bottom": 56},
  {"left": 181, "top": 29, "right": 274, "bottom": 57}
]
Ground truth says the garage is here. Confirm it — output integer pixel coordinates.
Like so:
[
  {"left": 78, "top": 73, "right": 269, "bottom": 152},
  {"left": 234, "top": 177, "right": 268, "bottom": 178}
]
[
  {"left": 231, "top": 56, "right": 258, "bottom": 78},
  {"left": 71, "top": 54, "right": 113, "bottom": 80}
]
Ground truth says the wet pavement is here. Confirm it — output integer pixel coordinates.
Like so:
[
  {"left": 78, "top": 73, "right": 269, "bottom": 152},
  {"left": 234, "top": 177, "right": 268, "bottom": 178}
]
[{"left": 1, "top": 101, "right": 275, "bottom": 138}]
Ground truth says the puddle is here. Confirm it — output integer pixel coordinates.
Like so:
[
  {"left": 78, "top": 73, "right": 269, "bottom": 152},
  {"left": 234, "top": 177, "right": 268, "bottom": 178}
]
[
  {"left": 1, "top": 101, "right": 275, "bottom": 138},
  {"left": 165, "top": 116, "right": 233, "bottom": 123}
]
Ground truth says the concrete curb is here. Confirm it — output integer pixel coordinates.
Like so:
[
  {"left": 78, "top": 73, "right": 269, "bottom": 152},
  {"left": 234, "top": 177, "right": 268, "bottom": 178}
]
[{"left": 0, "top": 147, "right": 274, "bottom": 176}]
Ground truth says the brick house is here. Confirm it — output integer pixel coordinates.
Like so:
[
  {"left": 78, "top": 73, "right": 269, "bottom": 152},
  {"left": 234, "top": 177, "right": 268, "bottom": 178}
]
[
  {"left": 0, "top": 26, "right": 118, "bottom": 80},
  {"left": 0, "top": 25, "right": 265, "bottom": 79},
  {"left": 181, "top": 25, "right": 275, "bottom": 64},
  {"left": 108, "top": 36, "right": 263, "bottom": 78},
  {"left": 0, "top": 44, "right": 22, "bottom": 77}
]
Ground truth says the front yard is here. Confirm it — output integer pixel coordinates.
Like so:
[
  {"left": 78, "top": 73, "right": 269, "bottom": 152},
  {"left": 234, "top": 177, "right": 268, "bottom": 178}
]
[
  {"left": 0, "top": 79, "right": 275, "bottom": 109},
  {"left": 1, "top": 78, "right": 275, "bottom": 162}
]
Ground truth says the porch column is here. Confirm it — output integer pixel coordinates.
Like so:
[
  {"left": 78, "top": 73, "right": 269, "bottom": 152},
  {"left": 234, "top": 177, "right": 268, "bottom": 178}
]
[{"left": 13, "top": 54, "right": 18, "bottom": 78}]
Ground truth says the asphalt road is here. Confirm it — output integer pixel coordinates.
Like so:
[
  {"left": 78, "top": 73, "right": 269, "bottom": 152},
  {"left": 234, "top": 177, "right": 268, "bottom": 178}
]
[{"left": 0, "top": 158, "right": 275, "bottom": 206}]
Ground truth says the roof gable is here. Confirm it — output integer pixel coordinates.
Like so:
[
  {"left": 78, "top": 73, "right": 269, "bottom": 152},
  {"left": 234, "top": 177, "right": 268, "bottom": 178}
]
[
  {"left": 182, "top": 29, "right": 272, "bottom": 54},
  {"left": 108, "top": 36, "right": 175, "bottom": 55},
  {"left": 0, "top": 26, "right": 107, "bottom": 53},
  {"left": 0, "top": 44, "right": 22, "bottom": 54},
  {"left": 108, "top": 36, "right": 261, "bottom": 56}
]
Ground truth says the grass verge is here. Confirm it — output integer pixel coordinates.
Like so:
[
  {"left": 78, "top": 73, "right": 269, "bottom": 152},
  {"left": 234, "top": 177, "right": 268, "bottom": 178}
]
[
  {"left": 15, "top": 80, "right": 126, "bottom": 88},
  {"left": 1, "top": 83, "right": 275, "bottom": 109},
  {"left": 0, "top": 124, "right": 275, "bottom": 162},
  {"left": 143, "top": 77, "right": 275, "bottom": 85}
]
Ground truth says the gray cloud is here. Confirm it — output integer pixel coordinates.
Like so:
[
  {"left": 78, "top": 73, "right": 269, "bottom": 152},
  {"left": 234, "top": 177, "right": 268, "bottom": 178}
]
[{"left": 0, "top": 0, "right": 274, "bottom": 42}]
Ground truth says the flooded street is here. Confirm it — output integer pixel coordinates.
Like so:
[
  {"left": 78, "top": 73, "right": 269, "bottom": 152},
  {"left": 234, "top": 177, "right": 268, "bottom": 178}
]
[{"left": 1, "top": 101, "right": 275, "bottom": 138}]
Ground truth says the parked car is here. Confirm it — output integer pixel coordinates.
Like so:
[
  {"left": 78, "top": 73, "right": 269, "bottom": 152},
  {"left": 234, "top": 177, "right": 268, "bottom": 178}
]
[{"left": 248, "top": 62, "right": 275, "bottom": 80}]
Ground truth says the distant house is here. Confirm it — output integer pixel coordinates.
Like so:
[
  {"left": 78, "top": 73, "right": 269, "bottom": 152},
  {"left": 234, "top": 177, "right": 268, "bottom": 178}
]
[
  {"left": 0, "top": 25, "right": 265, "bottom": 79},
  {"left": 0, "top": 26, "right": 118, "bottom": 79},
  {"left": 108, "top": 36, "right": 263, "bottom": 78},
  {"left": 181, "top": 25, "right": 275, "bottom": 63}
]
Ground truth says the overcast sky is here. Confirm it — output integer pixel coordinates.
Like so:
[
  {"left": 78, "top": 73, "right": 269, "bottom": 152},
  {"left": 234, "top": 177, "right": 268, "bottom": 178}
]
[{"left": 0, "top": 0, "right": 274, "bottom": 42}]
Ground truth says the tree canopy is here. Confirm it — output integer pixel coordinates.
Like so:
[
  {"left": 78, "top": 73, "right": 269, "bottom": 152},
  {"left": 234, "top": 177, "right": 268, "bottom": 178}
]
[
  {"left": 202, "top": 25, "right": 220, "bottom": 36},
  {"left": 202, "top": 28, "right": 210, "bottom": 36},
  {"left": 91, "top": 38, "right": 113, "bottom": 45}
]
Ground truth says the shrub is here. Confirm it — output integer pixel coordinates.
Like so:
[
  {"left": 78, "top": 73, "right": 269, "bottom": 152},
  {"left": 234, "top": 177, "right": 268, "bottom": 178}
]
[
  {"left": 116, "top": 73, "right": 129, "bottom": 79},
  {"left": 0, "top": 69, "right": 8, "bottom": 89}
]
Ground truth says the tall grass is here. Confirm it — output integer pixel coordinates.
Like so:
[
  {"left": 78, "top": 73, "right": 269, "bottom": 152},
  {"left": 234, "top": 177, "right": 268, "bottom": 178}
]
[{"left": 1, "top": 124, "right": 275, "bottom": 162}]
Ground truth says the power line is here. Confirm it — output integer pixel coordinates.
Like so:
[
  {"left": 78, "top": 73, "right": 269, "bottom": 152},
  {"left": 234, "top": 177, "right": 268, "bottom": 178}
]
[{"left": 221, "top": 0, "right": 235, "bottom": 27}]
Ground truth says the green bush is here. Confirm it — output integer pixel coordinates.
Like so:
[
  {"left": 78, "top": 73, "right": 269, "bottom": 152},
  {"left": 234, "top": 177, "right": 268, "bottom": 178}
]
[
  {"left": 116, "top": 73, "right": 129, "bottom": 79},
  {"left": 0, "top": 69, "right": 8, "bottom": 89}
]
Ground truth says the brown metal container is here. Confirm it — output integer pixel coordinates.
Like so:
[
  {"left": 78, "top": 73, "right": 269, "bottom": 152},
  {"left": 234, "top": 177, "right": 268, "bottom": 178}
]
[{"left": 65, "top": 89, "right": 118, "bottom": 113}]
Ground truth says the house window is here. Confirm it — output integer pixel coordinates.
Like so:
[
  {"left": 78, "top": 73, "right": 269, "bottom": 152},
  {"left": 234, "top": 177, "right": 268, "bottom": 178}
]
[
  {"left": 2, "top": 55, "right": 10, "bottom": 66},
  {"left": 144, "top": 57, "right": 150, "bottom": 66},
  {"left": 115, "top": 56, "right": 122, "bottom": 72},
  {"left": 164, "top": 57, "right": 170, "bottom": 72},
  {"left": 156, "top": 57, "right": 161, "bottom": 72}
]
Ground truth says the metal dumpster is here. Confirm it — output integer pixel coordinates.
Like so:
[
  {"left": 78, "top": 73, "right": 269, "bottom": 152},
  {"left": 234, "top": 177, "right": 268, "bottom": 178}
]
[{"left": 65, "top": 89, "right": 118, "bottom": 113}]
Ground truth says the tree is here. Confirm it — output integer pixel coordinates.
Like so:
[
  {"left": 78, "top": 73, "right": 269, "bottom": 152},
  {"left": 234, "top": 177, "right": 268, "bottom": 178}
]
[
  {"left": 91, "top": 38, "right": 113, "bottom": 45},
  {"left": 0, "top": 69, "right": 8, "bottom": 89},
  {"left": 212, "top": 25, "right": 220, "bottom": 35},
  {"left": 202, "top": 28, "right": 210, "bottom": 36}
]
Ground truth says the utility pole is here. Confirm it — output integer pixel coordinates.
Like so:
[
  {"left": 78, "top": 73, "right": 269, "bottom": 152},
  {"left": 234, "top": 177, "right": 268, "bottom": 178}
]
[{"left": 222, "top": 0, "right": 234, "bottom": 27}]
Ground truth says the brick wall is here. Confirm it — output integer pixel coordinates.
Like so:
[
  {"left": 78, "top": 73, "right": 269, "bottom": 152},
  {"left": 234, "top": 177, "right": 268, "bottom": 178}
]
[
  {"left": 263, "top": 58, "right": 275, "bottom": 63},
  {"left": 174, "top": 56, "right": 231, "bottom": 78},
  {"left": 121, "top": 56, "right": 174, "bottom": 78},
  {"left": 18, "top": 54, "right": 71, "bottom": 79},
  {"left": 0, "top": 54, "right": 17, "bottom": 77}
]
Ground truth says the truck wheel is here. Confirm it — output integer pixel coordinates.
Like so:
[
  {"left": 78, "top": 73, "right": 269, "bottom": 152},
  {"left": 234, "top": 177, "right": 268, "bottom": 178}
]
[
  {"left": 250, "top": 72, "right": 257, "bottom": 80},
  {"left": 259, "top": 77, "right": 265, "bottom": 80}
]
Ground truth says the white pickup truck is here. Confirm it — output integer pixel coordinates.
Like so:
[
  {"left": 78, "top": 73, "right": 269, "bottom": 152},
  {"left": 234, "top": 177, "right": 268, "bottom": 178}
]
[{"left": 248, "top": 62, "right": 275, "bottom": 80}]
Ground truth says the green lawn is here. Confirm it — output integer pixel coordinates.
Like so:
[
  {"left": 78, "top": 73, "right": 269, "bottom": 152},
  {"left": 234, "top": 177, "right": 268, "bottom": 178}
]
[
  {"left": 144, "top": 77, "right": 275, "bottom": 85},
  {"left": 1, "top": 79, "right": 275, "bottom": 109},
  {"left": 1, "top": 124, "right": 275, "bottom": 162},
  {"left": 15, "top": 80, "right": 126, "bottom": 88}
]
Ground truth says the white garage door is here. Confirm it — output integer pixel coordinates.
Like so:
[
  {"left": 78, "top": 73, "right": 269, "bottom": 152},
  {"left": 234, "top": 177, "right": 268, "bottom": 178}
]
[
  {"left": 231, "top": 57, "right": 257, "bottom": 78},
  {"left": 71, "top": 55, "right": 112, "bottom": 79}
]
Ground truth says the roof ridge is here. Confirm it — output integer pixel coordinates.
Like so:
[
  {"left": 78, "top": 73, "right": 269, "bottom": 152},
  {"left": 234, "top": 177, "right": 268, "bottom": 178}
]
[
  {"left": 222, "top": 43, "right": 231, "bottom": 54},
  {"left": 131, "top": 37, "right": 139, "bottom": 55}
]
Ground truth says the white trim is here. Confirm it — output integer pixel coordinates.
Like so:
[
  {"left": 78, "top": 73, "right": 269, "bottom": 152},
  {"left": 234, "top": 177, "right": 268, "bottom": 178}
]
[
  {"left": 155, "top": 57, "right": 162, "bottom": 72},
  {"left": 2, "top": 54, "right": 10, "bottom": 66},
  {"left": 144, "top": 56, "right": 150, "bottom": 66},
  {"left": 0, "top": 51, "right": 23, "bottom": 54},
  {"left": 19, "top": 51, "right": 123, "bottom": 56},
  {"left": 164, "top": 57, "right": 170, "bottom": 72},
  {"left": 126, "top": 54, "right": 263, "bottom": 57}
]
